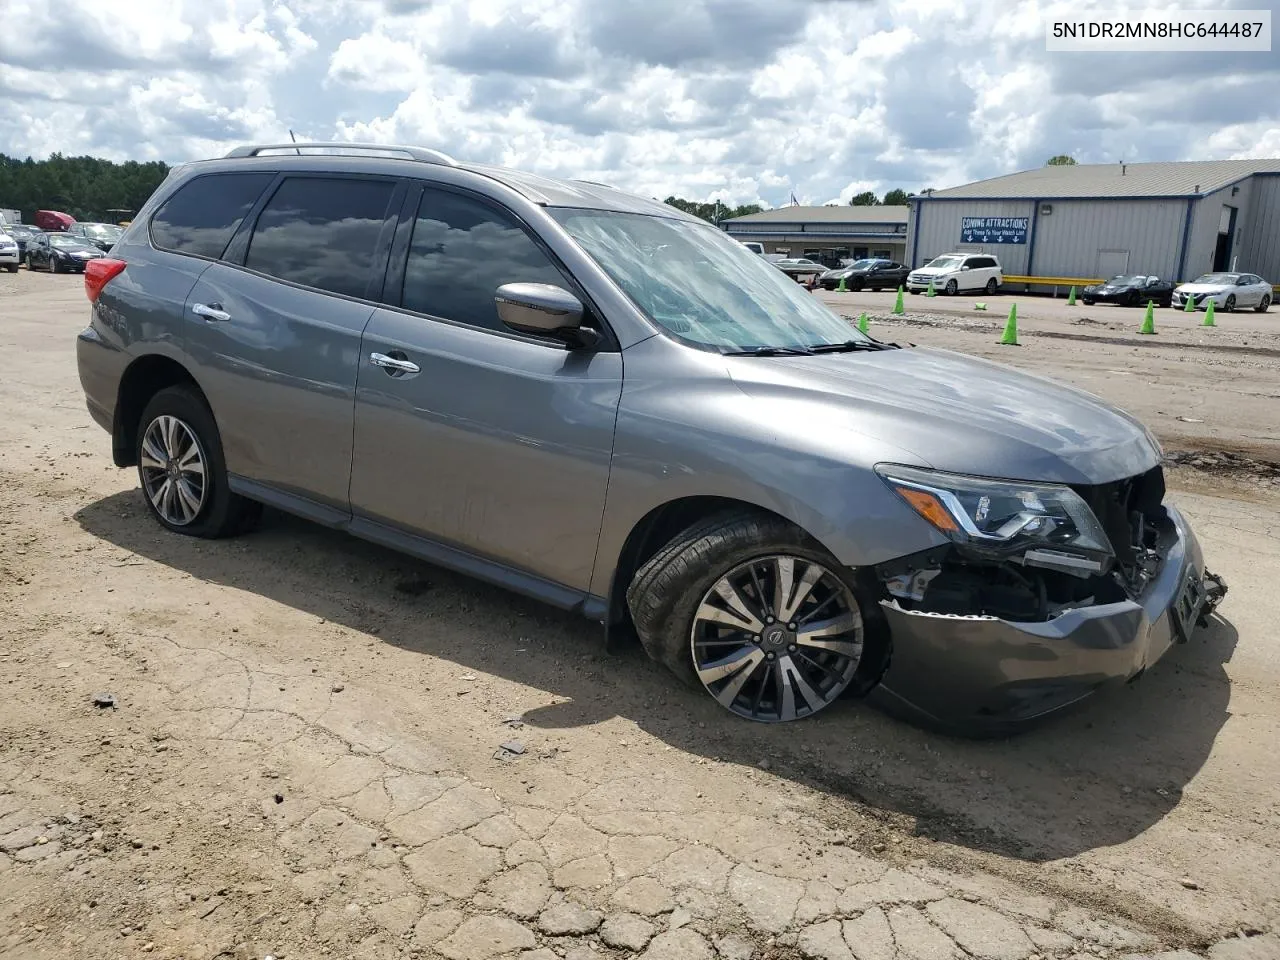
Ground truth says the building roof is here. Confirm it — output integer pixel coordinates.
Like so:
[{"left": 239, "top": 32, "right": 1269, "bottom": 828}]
[
  {"left": 722, "top": 205, "right": 909, "bottom": 225},
  {"left": 923, "top": 159, "right": 1280, "bottom": 200}
]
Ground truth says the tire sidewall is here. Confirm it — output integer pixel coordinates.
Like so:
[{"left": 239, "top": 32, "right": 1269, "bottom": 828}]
[
  {"left": 136, "top": 386, "right": 239, "bottom": 538},
  {"left": 1224, "top": 295, "right": 1235, "bottom": 312},
  {"left": 628, "top": 515, "right": 890, "bottom": 710},
  {"left": 945, "top": 279, "right": 957, "bottom": 295}
]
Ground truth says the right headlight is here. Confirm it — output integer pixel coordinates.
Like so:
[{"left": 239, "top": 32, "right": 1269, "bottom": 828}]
[{"left": 876, "top": 465, "right": 1114, "bottom": 574}]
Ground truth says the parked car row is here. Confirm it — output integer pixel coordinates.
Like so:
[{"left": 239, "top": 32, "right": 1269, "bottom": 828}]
[
  {"left": 1079, "top": 272, "right": 1271, "bottom": 312},
  {"left": 0, "top": 221, "right": 121, "bottom": 273}
]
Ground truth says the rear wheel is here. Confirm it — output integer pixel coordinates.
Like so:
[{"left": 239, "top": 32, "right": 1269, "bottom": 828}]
[
  {"left": 626, "top": 510, "right": 888, "bottom": 722},
  {"left": 984, "top": 278, "right": 997, "bottom": 295},
  {"left": 1255, "top": 294, "right": 1271, "bottom": 313},
  {"left": 136, "top": 386, "right": 261, "bottom": 538},
  {"left": 1223, "top": 295, "right": 1236, "bottom": 312}
]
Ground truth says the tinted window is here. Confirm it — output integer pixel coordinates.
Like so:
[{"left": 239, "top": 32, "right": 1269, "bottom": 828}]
[
  {"left": 401, "top": 189, "right": 566, "bottom": 332},
  {"left": 245, "top": 177, "right": 396, "bottom": 299},
  {"left": 151, "top": 173, "right": 274, "bottom": 259}
]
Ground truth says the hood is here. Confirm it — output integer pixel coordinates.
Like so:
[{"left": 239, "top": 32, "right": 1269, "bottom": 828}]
[
  {"left": 909, "top": 265, "right": 956, "bottom": 277},
  {"left": 728, "top": 346, "right": 1159, "bottom": 485},
  {"left": 1176, "top": 282, "right": 1229, "bottom": 294}
]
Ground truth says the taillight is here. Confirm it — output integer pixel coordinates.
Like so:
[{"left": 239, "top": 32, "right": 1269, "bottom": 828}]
[{"left": 85, "top": 258, "right": 127, "bottom": 304}]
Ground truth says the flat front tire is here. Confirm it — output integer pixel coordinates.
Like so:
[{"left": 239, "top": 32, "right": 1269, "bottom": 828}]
[
  {"left": 136, "top": 386, "right": 261, "bottom": 538},
  {"left": 627, "top": 510, "right": 889, "bottom": 723}
]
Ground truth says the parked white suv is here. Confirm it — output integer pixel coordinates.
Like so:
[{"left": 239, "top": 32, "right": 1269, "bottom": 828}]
[{"left": 907, "top": 253, "right": 1002, "bottom": 295}]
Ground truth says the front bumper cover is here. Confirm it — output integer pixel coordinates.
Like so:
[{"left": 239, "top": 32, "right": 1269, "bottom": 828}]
[{"left": 869, "top": 505, "right": 1223, "bottom": 735}]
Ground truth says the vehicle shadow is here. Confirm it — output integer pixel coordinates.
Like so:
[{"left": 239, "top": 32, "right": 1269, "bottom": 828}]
[{"left": 75, "top": 492, "right": 1237, "bottom": 863}]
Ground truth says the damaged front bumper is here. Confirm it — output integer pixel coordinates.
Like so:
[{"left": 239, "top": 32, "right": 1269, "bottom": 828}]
[{"left": 869, "top": 505, "right": 1226, "bottom": 735}]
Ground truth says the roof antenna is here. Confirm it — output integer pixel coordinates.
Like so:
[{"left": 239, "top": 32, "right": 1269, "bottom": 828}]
[{"left": 288, "top": 129, "right": 301, "bottom": 156}]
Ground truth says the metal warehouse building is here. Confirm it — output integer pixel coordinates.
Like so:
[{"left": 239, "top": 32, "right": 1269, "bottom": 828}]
[
  {"left": 721, "top": 205, "right": 909, "bottom": 265},
  {"left": 906, "top": 159, "right": 1280, "bottom": 286}
]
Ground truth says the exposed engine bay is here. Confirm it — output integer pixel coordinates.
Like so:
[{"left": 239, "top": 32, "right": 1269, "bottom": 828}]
[{"left": 876, "top": 466, "right": 1211, "bottom": 622}]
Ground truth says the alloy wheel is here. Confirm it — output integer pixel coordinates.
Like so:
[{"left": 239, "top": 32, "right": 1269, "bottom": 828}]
[
  {"left": 689, "top": 554, "right": 863, "bottom": 722},
  {"left": 140, "top": 415, "right": 208, "bottom": 526},
  {"left": 1224, "top": 295, "right": 1236, "bottom": 312}
]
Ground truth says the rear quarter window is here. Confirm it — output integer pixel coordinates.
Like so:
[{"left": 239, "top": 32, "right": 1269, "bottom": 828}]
[{"left": 150, "top": 172, "right": 275, "bottom": 260}]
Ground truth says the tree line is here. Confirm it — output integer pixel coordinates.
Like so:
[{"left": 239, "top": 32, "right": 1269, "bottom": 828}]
[{"left": 0, "top": 154, "right": 171, "bottom": 223}]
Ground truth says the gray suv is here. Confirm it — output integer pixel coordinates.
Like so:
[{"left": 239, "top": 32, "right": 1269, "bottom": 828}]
[{"left": 76, "top": 143, "right": 1224, "bottom": 733}]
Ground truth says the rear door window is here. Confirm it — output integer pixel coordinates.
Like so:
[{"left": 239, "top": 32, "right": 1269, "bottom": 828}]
[
  {"left": 151, "top": 173, "right": 275, "bottom": 260},
  {"left": 400, "top": 187, "right": 568, "bottom": 333},
  {"left": 245, "top": 177, "right": 397, "bottom": 300}
]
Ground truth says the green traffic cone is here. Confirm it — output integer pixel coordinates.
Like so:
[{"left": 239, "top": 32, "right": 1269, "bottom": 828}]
[
  {"left": 1203, "top": 298, "right": 1216, "bottom": 326},
  {"left": 926, "top": 280, "right": 937, "bottom": 297},
  {"left": 999, "top": 304, "right": 1019, "bottom": 345},
  {"left": 892, "top": 287, "right": 905, "bottom": 315},
  {"left": 1183, "top": 293, "right": 1196, "bottom": 313},
  {"left": 1139, "top": 301, "right": 1156, "bottom": 334},
  {"left": 1067, "top": 286, "right": 1077, "bottom": 306},
  {"left": 836, "top": 276, "right": 847, "bottom": 293},
  {"left": 857, "top": 312, "right": 869, "bottom": 334}
]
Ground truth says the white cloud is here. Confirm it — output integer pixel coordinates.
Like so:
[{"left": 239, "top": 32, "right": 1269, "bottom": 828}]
[{"left": 0, "top": 0, "right": 1276, "bottom": 206}]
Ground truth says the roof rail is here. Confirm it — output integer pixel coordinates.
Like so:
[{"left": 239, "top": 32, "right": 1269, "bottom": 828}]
[{"left": 223, "top": 142, "right": 458, "bottom": 165}]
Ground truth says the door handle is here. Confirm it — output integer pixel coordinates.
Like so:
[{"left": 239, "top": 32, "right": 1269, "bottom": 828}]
[
  {"left": 370, "top": 352, "right": 420, "bottom": 374},
  {"left": 192, "top": 302, "right": 231, "bottom": 322}
]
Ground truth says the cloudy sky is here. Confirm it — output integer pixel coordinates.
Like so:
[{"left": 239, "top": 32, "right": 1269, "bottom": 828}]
[{"left": 1, "top": 0, "right": 1277, "bottom": 206}]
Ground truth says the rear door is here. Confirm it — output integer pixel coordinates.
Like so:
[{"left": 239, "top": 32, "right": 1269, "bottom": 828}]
[
  {"left": 183, "top": 174, "right": 402, "bottom": 511},
  {"left": 350, "top": 184, "right": 622, "bottom": 596}
]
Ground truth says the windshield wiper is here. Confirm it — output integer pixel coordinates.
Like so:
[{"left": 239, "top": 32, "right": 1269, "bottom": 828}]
[
  {"left": 805, "top": 339, "right": 896, "bottom": 353},
  {"left": 721, "top": 346, "right": 815, "bottom": 357}
]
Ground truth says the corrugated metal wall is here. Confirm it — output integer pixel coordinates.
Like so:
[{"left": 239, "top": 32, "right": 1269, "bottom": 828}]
[
  {"left": 1235, "top": 176, "right": 1280, "bottom": 281},
  {"left": 1032, "top": 199, "right": 1187, "bottom": 279},
  {"left": 1184, "top": 180, "right": 1251, "bottom": 279},
  {"left": 906, "top": 200, "right": 1036, "bottom": 272}
]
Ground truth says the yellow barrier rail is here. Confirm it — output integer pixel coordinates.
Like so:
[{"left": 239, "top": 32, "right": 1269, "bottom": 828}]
[{"left": 1002, "top": 275, "right": 1102, "bottom": 287}]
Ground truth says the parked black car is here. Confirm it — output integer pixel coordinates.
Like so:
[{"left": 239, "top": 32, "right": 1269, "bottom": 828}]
[
  {"left": 66, "top": 221, "right": 125, "bottom": 252},
  {"left": 27, "top": 232, "right": 106, "bottom": 273},
  {"left": 3, "top": 224, "right": 43, "bottom": 264},
  {"left": 819, "top": 258, "right": 909, "bottom": 291},
  {"left": 1081, "top": 275, "right": 1174, "bottom": 308}
]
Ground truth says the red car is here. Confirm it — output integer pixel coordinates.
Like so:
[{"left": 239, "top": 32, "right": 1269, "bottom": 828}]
[{"left": 34, "top": 210, "right": 75, "bottom": 232}]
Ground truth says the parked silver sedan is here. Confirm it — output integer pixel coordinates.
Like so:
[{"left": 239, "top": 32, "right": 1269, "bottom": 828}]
[{"left": 1172, "top": 272, "right": 1272, "bottom": 312}]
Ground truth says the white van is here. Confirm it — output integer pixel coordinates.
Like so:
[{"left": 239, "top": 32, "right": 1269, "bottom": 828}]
[{"left": 907, "top": 253, "right": 1002, "bottom": 295}]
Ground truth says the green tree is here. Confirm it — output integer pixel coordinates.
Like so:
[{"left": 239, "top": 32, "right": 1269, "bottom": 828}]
[
  {"left": 849, "top": 190, "right": 880, "bottom": 206},
  {"left": 663, "top": 196, "right": 764, "bottom": 223},
  {"left": 881, "top": 188, "right": 909, "bottom": 206},
  {"left": 0, "top": 153, "right": 170, "bottom": 223},
  {"left": 1046, "top": 155, "right": 1077, "bottom": 166}
]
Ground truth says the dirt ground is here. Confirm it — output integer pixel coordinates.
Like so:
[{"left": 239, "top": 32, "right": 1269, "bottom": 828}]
[{"left": 2, "top": 267, "right": 1278, "bottom": 960}]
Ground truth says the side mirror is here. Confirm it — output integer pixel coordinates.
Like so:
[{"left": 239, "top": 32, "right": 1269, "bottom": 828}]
[{"left": 495, "top": 282, "right": 597, "bottom": 348}]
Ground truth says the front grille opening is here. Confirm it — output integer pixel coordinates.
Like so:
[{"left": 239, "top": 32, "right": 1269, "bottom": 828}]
[{"left": 1071, "top": 465, "right": 1167, "bottom": 586}]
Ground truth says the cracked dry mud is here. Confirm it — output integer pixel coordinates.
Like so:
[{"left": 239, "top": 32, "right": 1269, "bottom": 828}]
[{"left": 3, "top": 272, "right": 1279, "bottom": 960}]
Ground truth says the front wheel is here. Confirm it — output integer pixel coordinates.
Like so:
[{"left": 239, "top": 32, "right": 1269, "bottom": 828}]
[
  {"left": 50, "top": 258, "right": 61, "bottom": 274},
  {"left": 4, "top": 264, "right": 16, "bottom": 273},
  {"left": 1255, "top": 294, "right": 1271, "bottom": 313},
  {"left": 944, "top": 279, "right": 958, "bottom": 295},
  {"left": 626, "top": 511, "right": 888, "bottom": 723},
  {"left": 136, "top": 386, "right": 261, "bottom": 538},
  {"left": 1223, "top": 295, "right": 1236, "bottom": 312}
]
